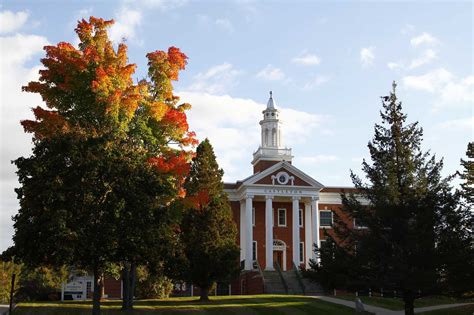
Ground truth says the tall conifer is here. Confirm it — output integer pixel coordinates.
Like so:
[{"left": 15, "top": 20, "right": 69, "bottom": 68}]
[
  {"left": 306, "top": 82, "right": 471, "bottom": 315},
  {"left": 181, "top": 139, "right": 240, "bottom": 301}
]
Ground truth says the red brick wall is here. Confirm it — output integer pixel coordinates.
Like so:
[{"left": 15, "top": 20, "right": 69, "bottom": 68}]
[
  {"left": 253, "top": 160, "right": 281, "bottom": 173},
  {"left": 229, "top": 200, "right": 353, "bottom": 270},
  {"left": 231, "top": 271, "right": 264, "bottom": 295},
  {"left": 104, "top": 277, "right": 121, "bottom": 299}
]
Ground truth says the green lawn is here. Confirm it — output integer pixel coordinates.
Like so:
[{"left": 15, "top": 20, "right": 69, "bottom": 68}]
[
  {"left": 418, "top": 304, "right": 474, "bottom": 315},
  {"left": 335, "top": 295, "right": 472, "bottom": 311},
  {"left": 14, "top": 295, "right": 372, "bottom": 315}
]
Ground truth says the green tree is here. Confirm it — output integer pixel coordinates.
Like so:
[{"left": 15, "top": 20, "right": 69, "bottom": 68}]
[
  {"left": 0, "top": 260, "right": 21, "bottom": 304},
  {"left": 181, "top": 139, "right": 240, "bottom": 301},
  {"left": 12, "top": 16, "right": 196, "bottom": 315},
  {"left": 306, "top": 82, "right": 469, "bottom": 315},
  {"left": 438, "top": 142, "right": 474, "bottom": 296}
]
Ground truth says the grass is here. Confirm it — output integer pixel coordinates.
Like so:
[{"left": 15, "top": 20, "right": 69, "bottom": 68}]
[
  {"left": 14, "top": 295, "right": 372, "bottom": 315},
  {"left": 335, "top": 294, "right": 473, "bottom": 311},
  {"left": 418, "top": 304, "right": 474, "bottom": 315}
]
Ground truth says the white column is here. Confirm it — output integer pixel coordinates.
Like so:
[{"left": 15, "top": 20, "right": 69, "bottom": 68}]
[
  {"left": 292, "top": 196, "right": 301, "bottom": 268},
  {"left": 245, "top": 195, "right": 254, "bottom": 270},
  {"left": 240, "top": 200, "right": 246, "bottom": 262},
  {"left": 311, "top": 196, "right": 320, "bottom": 263},
  {"left": 304, "top": 201, "right": 312, "bottom": 268},
  {"left": 265, "top": 196, "right": 274, "bottom": 270}
]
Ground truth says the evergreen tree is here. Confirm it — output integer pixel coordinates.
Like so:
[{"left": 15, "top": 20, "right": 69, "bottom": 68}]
[
  {"left": 438, "top": 142, "right": 474, "bottom": 295},
  {"left": 306, "top": 82, "right": 470, "bottom": 315},
  {"left": 181, "top": 139, "right": 240, "bottom": 301},
  {"left": 459, "top": 142, "right": 473, "bottom": 205}
]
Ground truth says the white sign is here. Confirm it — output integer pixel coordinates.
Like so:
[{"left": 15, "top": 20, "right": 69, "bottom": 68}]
[{"left": 65, "top": 281, "right": 84, "bottom": 293}]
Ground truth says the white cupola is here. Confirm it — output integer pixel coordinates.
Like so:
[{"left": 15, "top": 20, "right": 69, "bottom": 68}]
[
  {"left": 261, "top": 91, "right": 282, "bottom": 148},
  {"left": 252, "top": 92, "right": 293, "bottom": 170}
]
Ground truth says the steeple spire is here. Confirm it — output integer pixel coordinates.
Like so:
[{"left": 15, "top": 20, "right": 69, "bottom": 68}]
[{"left": 267, "top": 90, "right": 275, "bottom": 109}]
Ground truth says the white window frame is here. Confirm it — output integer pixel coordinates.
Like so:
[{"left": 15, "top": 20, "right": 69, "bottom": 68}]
[
  {"left": 277, "top": 208, "right": 287, "bottom": 227},
  {"left": 299, "top": 242, "right": 304, "bottom": 263},
  {"left": 252, "top": 241, "right": 257, "bottom": 261},
  {"left": 320, "top": 210, "right": 333, "bottom": 228},
  {"left": 299, "top": 209, "right": 303, "bottom": 227},
  {"left": 252, "top": 207, "right": 255, "bottom": 227}
]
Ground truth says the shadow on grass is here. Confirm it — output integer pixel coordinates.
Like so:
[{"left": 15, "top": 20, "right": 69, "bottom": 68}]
[{"left": 15, "top": 295, "right": 366, "bottom": 315}]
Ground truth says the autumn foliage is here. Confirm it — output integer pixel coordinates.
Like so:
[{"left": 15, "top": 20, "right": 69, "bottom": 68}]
[{"left": 21, "top": 16, "right": 197, "bottom": 188}]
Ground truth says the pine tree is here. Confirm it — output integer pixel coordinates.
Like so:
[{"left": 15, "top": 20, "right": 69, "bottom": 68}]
[
  {"left": 459, "top": 142, "right": 473, "bottom": 205},
  {"left": 438, "top": 142, "right": 474, "bottom": 295},
  {"left": 306, "top": 82, "right": 469, "bottom": 315},
  {"left": 181, "top": 139, "right": 240, "bottom": 301}
]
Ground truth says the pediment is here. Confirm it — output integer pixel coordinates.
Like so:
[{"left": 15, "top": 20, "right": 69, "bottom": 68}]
[{"left": 243, "top": 161, "right": 324, "bottom": 189}]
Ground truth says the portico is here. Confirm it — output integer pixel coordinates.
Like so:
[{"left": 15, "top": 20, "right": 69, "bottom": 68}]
[{"left": 235, "top": 181, "right": 322, "bottom": 271}]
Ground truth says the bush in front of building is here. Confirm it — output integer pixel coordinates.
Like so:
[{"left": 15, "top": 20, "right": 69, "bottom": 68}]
[
  {"left": 135, "top": 266, "right": 173, "bottom": 299},
  {"left": 15, "top": 265, "right": 68, "bottom": 301}
]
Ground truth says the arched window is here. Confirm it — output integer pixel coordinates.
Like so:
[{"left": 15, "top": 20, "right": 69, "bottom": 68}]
[
  {"left": 265, "top": 129, "right": 269, "bottom": 146},
  {"left": 272, "top": 128, "right": 277, "bottom": 146}
]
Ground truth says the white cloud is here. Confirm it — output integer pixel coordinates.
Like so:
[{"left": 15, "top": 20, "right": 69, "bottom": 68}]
[
  {"left": 296, "top": 155, "right": 339, "bottom": 164},
  {"left": 109, "top": 6, "right": 142, "bottom": 43},
  {"left": 256, "top": 65, "right": 285, "bottom": 81},
  {"left": 303, "top": 75, "right": 330, "bottom": 90},
  {"left": 437, "top": 117, "right": 474, "bottom": 131},
  {"left": 409, "top": 49, "right": 437, "bottom": 69},
  {"left": 410, "top": 32, "right": 440, "bottom": 47},
  {"left": 403, "top": 69, "right": 473, "bottom": 109},
  {"left": 177, "top": 92, "right": 328, "bottom": 181},
  {"left": 388, "top": 62, "right": 403, "bottom": 70},
  {"left": 360, "top": 46, "right": 375, "bottom": 67},
  {"left": 439, "top": 75, "right": 474, "bottom": 105},
  {"left": 0, "top": 28, "right": 50, "bottom": 251},
  {"left": 0, "top": 10, "right": 29, "bottom": 34},
  {"left": 215, "top": 18, "right": 233, "bottom": 33},
  {"left": 292, "top": 52, "right": 321, "bottom": 66},
  {"left": 403, "top": 68, "right": 453, "bottom": 92},
  {"left": 188, "top": 63, "right": 242, "bottom": 94}
]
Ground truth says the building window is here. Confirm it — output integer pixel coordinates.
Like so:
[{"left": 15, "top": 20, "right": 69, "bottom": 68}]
[
  {"left": 353, "top": 217, "right": 368, "bottom": 229},
  {"left": 252, "top": 241, "right": 257, "bottom": 261},
  {"left": 278, "top": 208, "right": 286, "bottom": 226},
  {"left": 299, "top": 242, "right": 304, "bottom": 263},
  {"left": 320, "top": 210, "right": 333, "bottom": 227},
  {"left": 299, "top": 209, "right": 303, "bottom": 227},
  {"left": 252, "top": 207, "right": 255, "bottom": 227}
]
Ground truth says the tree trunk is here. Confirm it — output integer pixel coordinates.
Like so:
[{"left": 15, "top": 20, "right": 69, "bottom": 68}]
[
  {"left": 403, "top": 291, "right": 415, "bottom": 315},
  {"left": 129, "top": 262, "right": 136, "bottom": 309},
  {"left": 92, "top": 268, "right": 102, "bottom": 315},
  {"left": 100, "top": 274, "right": 105, "bottom": 299},
  {"left": 121, "top": 264, "right": 130, "bottom": 310},
  {"left": 200, "top": 287, "right": 210, "bottom": 302}
]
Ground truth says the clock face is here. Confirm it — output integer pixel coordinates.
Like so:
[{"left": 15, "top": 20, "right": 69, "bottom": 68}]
[{"left": 276, "top": 171, "right": 289, "bottom": 185}]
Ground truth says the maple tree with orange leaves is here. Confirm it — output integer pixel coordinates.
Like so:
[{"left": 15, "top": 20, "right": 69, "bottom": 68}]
[{"left": 12, "top": 16, "right": 198, "bottom": 315}]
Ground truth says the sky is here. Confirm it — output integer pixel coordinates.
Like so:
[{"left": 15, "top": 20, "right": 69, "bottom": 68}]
[{"left": 0, "top": 0, "right": 472, "bottom": 252}]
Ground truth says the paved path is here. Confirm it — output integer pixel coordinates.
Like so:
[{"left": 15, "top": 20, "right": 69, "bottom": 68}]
[
  {"left": 312, "top": 296, "right": 474, "bottom": 315},
  {"left": 0, "top": 305, "right": 9, "bottom": 315}
]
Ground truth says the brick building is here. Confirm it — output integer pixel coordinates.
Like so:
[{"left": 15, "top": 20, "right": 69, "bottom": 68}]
[{"left": 223, "top": 92, "right": 358, "bottom": 294}]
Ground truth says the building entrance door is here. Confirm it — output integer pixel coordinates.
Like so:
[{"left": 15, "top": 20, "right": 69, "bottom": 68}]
[{"left": 273, "top": 250, "right": 283, "bottom": 269}]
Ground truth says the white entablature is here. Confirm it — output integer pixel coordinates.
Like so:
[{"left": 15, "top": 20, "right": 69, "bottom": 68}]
[{"left": 225, "top": 161, "right": 324, "bottom": 201}]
